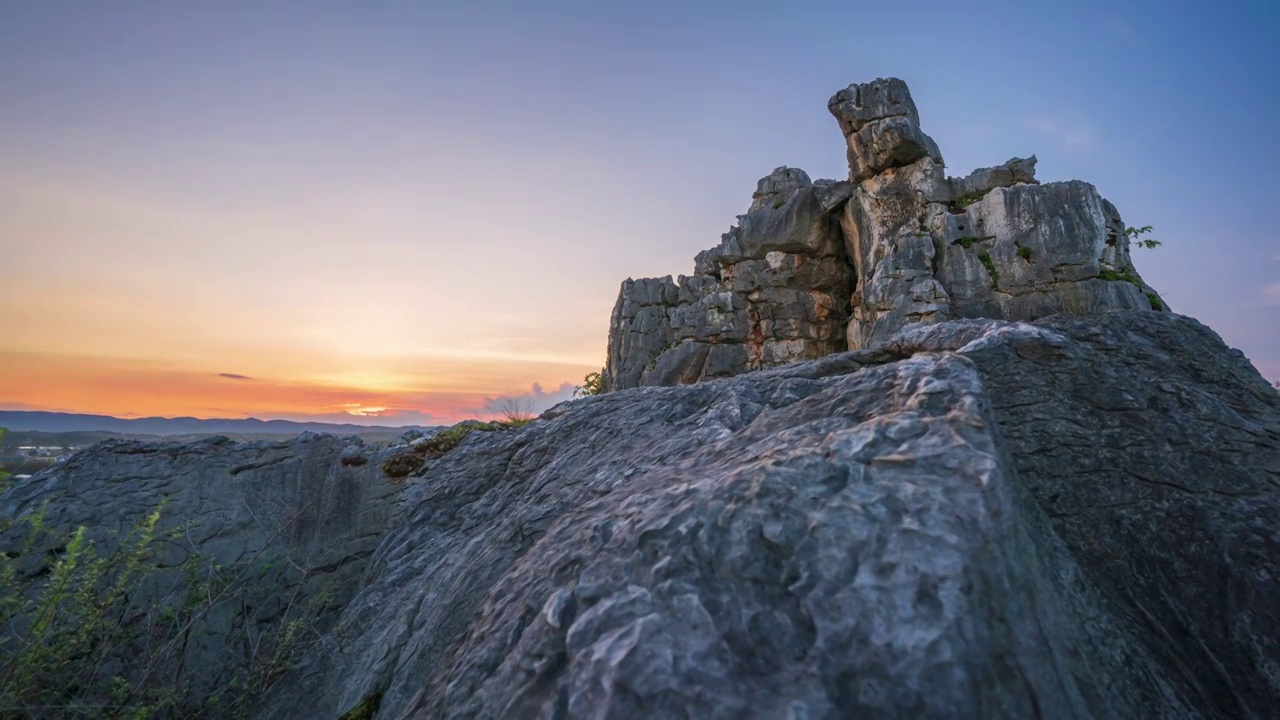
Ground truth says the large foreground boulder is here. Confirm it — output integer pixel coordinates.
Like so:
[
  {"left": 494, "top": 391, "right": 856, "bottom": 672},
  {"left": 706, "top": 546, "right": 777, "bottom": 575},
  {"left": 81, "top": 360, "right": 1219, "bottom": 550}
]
[{"left": 261, "top": 312, "right": 1280, "bottom": 719}]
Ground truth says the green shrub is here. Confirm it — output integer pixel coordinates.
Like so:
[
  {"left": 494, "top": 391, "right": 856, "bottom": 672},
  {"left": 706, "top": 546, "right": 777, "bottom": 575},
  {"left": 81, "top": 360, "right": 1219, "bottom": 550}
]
[
  {"left": 978, "top": 252, "right": 1000, "bottom": 289},
  {"left": 1145, "top": 292, "right": 1163, "bottom": 311},
  {"left": 0, "top": 506, "right": 327, "bottom": 718},
  {"left": 1126, "top": 225, "right": 1162, "bottom": 250},
  {"left": 771, "top": 198, "right": 786, "bottom": 209},
  {"left": 1098, "top": 268, "right": 1142, "bottom": 287},
  {"left": 948, "top": 191, "right": 985, "bottom": 212},
  {"left": 953, "top": 236, "right": 978, "bottom": 249},
  {"left": 380, "top": 453, "right": 425, "bottom": 479},
  {"left": 428, "top": 425, "right": 474, "bottom": 451},
  {"left": 575, "top": 371, "right": 604, "bottom": 397},
  {"left": 1017, "top": 246, "right": 1032, "bottom": 261}
]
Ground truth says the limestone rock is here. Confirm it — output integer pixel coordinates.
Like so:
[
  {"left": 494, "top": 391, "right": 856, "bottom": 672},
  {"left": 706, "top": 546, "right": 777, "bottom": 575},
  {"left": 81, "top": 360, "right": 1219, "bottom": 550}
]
[
  {"left": 604, "top": 77, "right": 1167, "bottom": 391},
  {"left": 828, "top": 76, "right": 922, "bottom": 132},
  {"left": 832, "top": 79, "right": 1165, "bottom": 347},
  {"left": 830, "top": 78, "right": 943, "bottom": 182},
  {"left": 949, "top": 155, "right": 1039, "bottom": 198},
  {"left": 748, "top": 166, "right": 812, "bottom": 212},
  {"left": 603, "top": 168, "right": 853, "bottom": 391},
  {"left": 935, "top": 180, "right": 1162, "bottom": 322},
  {"left": 261, "top": 312, "right": 1280, "bottom": 719}
]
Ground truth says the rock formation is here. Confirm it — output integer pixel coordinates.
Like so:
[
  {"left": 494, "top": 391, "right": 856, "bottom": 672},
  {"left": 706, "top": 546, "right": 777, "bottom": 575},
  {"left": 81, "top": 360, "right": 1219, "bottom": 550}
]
[
  {"left": 605, "top": 78, "right": 1165, "bottom": 391},
  {"left": 605, "top": 168, "right": 854, "bottom": 390},
  {"left": 260, "top": 312, "right": 1279, "bottom": 719},
  {"left": 0, "top": 433, "right": 400, "bottom": 712},
  {"left": 4, "top": 77, "right": 1277, "bottom": 720}
]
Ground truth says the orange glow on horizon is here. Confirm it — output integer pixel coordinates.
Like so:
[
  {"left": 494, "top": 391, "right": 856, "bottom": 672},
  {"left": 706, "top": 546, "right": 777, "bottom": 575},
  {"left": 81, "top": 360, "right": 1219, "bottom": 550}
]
[{"left": 0, "top": 352, "right": 594, "bottom": 426}]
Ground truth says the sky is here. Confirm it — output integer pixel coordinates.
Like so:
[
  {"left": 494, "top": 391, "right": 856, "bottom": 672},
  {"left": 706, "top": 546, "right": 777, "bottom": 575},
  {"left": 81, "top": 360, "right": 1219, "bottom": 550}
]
[{"left": 1, "top": 0, "right": 1277, "bottom": 425}]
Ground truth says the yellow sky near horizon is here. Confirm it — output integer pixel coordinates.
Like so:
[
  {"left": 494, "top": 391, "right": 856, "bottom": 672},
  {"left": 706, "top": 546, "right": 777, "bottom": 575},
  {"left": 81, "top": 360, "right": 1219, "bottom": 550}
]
[
  {"left": 0, "top": 349, "right": 592, "bottom": 423},
  {"left": 0, "top": 165, "right": 611, "bottom": 424}
]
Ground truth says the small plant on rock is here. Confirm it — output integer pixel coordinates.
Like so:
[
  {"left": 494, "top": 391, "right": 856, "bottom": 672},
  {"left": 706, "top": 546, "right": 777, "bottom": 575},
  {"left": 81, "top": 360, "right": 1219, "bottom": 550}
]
[
  {"left": 0, "top": 506, "right": 327, "bottom": 718},
  {"left": 947, "top": 191, "right": 985, "bottom": 212},
  {"left": 1017, "top": 246, "right": 1032, "bottom": 261},
  {"left": 1127, "top": 225, "right": 1162, "bottom": 249},
  {"left": 575, "top": 371, "right": 604, "bottom": 398},
  {"left": 1098, "top": 268, "right": 1142, "bottom": 288},
  {"left": 495, "top": 398, "right": 536, "bottom": 428},
  {"left": 978, "top": 251, "right": 1000, "bottom": 289}
]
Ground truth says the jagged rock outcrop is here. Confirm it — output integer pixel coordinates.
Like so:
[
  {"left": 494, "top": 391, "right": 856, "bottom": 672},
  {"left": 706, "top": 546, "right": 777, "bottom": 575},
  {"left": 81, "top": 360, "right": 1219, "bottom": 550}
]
[
  {"left": 605, "top": 77, "right": 1166, "bottom": 390},
  {"left": 0, "top": 433, "right": 400, "bottom": 711},
  {"left": 262, "top": 312, "right": 1280, "bottom": 720},
  {"left": 832, "top": 78, "right": 1162, "bottom": 347},
  {"left": 605, "top": 167, "right": 853, "bottom": 390}
]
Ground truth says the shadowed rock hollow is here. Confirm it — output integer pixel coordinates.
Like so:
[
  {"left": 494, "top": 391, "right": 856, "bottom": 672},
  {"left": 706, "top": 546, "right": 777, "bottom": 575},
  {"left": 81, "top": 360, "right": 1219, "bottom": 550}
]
[{"left": 604, "top": 78, "right": 1164, "bottom": 392}]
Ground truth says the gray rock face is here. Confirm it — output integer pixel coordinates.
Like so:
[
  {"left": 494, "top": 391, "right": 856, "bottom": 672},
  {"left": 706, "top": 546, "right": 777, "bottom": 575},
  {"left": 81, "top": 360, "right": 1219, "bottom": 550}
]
[
  {"left": 0, "top": 433, "right": 400, "bottom": 708},
  {"left": 263, "top": 312, "right": 1280, "bottom": 719},
  {"left": 835, "top": 78, "right": 1164, "bottom": 348},
  {"left": 604, "top": 77, "right": 1168, "bottom": 391},
  {"left": 604, "top": 167, "right": 853, "bottom": 391}
]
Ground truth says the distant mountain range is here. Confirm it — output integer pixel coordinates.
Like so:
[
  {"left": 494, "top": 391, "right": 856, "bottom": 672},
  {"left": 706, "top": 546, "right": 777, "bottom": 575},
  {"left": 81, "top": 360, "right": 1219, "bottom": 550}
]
[{"left": 0, "top": 411, "right": 429, "bottom": 436}]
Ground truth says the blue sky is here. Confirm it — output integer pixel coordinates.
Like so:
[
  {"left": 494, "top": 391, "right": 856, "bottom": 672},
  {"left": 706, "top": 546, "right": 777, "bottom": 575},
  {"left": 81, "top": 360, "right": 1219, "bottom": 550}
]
[{"left": 1, "top": 0, "right": 1277, "bottom": 422}]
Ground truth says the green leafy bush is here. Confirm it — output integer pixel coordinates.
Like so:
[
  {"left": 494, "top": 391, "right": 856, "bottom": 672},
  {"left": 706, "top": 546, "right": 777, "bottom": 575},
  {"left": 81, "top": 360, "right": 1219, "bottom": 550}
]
[
  {"left": 978, "top": 252, "right": 1000, "bottom": 289},
  {"left": 947, "top": 191, "right": 985, "bottom": 212},
  {"left": 1098, "top": 268, "right": 1142, "bottom": 287},
  {"left": 575, "top": 371, "right": 604, "bottom": 398},
  {"left": 0, "top": 506, "right": 327, "bottom": 718},
  {"left": 1126, "top": 225, "right": 1162, "bottom": 249}
]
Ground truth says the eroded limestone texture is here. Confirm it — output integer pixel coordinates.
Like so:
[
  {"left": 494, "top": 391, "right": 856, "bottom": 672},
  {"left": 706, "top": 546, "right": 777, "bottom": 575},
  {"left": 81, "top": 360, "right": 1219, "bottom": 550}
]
[
  {"left": 261, "top": 313, "right": 1280, "bottom": 720},
  {"left": 605, "top": 78, "right": 1166, "bottom": 390},
  {"left": 604, "top": 167, "right": 853, "bottom": 390}
]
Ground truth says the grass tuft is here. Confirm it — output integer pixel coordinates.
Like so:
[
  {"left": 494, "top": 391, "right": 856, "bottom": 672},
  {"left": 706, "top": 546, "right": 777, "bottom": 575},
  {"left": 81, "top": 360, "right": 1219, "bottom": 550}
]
[{"left": 978, "top": 251, "right": 1000, "bottom": 289}]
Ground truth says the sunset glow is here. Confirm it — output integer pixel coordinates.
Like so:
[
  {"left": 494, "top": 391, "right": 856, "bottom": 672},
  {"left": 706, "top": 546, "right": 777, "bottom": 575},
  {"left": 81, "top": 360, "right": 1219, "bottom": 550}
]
[{"left": 2, "top": 3, "right": 1277, "bottom": 425}]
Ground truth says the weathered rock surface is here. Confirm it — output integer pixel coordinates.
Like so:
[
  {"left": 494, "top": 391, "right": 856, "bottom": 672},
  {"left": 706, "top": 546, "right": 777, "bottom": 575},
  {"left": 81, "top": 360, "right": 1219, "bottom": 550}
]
[
  {"left": 261, "top": 312, "right": 1280, "bottom": 719},
  {"left": 605, "top": 77, "right": 1167, "bottom": 391},
  {"left": 605, "top": 167, "right": 853, "bottom": 390},
  {"left": 0, "top": 433, "right": 400, "bottom": 708}
]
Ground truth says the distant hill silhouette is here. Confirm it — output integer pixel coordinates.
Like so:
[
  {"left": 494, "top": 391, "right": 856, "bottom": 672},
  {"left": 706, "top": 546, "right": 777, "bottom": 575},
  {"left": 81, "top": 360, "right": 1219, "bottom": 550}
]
[{"left": 0, "top": 411, "right": 429, "bottom": 436}]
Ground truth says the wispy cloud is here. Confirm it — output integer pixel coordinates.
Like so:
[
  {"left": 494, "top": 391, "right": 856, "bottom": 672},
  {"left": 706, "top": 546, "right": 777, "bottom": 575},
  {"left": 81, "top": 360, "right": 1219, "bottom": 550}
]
[
  {"left": 217, "top": 373, "right": 253, "bottom": 381},
  {"left": 482, "top": 382, "right": 576, "bottom": 417},
  {"left": 1264, "top": 283, "right": 1280, "bottom": 306},
  {"left": 1027, "top": 116, "right": 1096, "bottom": 152}
]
